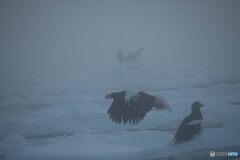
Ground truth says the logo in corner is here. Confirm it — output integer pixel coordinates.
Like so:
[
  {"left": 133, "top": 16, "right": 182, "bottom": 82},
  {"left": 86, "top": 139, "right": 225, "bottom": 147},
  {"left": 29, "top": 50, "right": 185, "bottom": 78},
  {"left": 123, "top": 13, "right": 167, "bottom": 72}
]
[{"left": 210, "top": 151, "right": 215, "bottom": 157}]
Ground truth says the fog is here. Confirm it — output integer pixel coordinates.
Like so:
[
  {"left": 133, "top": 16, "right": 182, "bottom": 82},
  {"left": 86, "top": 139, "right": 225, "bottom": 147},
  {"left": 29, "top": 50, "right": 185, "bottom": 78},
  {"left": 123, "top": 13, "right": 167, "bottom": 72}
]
[
  {"left": 1, "top": 1, "right": 240, "bottom": 159},
  {"left": 0, "top": 0, "right": 240, "bottom": 84}
]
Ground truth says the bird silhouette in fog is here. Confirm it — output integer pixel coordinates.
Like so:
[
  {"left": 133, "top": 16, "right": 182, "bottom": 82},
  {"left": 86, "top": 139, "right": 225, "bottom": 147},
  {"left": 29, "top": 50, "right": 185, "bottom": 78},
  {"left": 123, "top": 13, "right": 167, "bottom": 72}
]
[
  {"left": 105, "top": 90, "right": 172, "bottom": 124},
  {"left": 174, "top": 101, "right": 204, "bottom": 143},
  {"left": 117, "top": 48, "right": 143, "bottom": 63}
]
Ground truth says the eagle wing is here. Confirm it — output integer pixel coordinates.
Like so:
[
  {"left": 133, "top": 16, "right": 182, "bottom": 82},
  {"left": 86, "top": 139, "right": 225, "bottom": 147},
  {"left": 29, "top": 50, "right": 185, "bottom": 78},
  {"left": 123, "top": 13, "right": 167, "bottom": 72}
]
[
  {"left": 174, "top": 116, "right": 191, "bottom": 140},
  {"left": 175, "top": 116, "right": 202, "bottom": 143},
  {"left": 107, "top": 91, "right": 155, "bottom": 124}
]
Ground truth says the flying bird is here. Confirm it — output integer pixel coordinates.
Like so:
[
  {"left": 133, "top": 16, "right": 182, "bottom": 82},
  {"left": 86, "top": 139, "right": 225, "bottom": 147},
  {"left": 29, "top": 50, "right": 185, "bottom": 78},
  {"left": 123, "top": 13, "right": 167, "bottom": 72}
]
[
  {"left": 174, "top": 101, "right": 204, "bottom": 143},
  {"left": 105, "top": 90, "right": 172, "bottom": 124},
  {"left": 117, "top": 48, "right": 143, "bottom": 63}
]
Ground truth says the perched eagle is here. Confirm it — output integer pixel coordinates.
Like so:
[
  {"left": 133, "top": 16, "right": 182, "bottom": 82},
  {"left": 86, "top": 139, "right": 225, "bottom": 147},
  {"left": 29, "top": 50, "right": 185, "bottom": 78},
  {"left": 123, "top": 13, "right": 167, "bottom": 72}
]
[
  {"left": 174, "top": 101, "right": 204, "bottom": 143},
  {"left": 105, "top": 90, "right": 172, "bottom": 124}
]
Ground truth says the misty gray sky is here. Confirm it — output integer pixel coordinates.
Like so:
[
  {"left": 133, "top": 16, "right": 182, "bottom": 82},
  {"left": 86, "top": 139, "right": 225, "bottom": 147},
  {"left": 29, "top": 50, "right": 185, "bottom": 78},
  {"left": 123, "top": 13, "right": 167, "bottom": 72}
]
[{"left": 0, "top": 0, "right": 240, "bottom": 81}]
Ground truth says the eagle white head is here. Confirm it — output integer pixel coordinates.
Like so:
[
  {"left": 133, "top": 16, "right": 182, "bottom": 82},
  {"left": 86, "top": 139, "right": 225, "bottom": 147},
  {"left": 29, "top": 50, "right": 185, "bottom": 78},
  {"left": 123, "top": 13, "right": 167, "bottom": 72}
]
[{"left": 154, "top": 96, "right": 172, "bottom": 112}]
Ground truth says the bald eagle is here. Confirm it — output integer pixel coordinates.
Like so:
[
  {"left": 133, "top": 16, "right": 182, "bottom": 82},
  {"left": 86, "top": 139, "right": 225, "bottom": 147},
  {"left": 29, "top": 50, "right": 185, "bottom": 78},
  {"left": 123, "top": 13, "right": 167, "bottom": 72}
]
[
  {"left": 117, "top": 48, "right": 143, "bottom": 63},
  {"left": 105, "top": 90, "right": 172, "bottom": 124}
]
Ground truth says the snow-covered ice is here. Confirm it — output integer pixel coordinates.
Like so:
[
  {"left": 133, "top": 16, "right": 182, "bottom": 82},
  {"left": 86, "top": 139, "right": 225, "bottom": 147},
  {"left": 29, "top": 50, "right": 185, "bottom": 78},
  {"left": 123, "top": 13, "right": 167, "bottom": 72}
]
[
  {"left": 0, "top": 63, "right": 240, "bottom": 160},
  {"left": 1, "top": 0, "right": 240, "bottom": 159}
]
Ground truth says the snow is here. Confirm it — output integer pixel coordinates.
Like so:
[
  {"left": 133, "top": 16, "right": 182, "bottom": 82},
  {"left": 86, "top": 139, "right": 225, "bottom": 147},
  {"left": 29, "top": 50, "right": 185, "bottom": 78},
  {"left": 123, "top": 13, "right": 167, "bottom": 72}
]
[
  {"left": 1, "top": 1, "right": 240, "bottom": 159},
  {"left": 0, "top": 66, "right": 240, "bottom": 160},
  {"left": 2, "top": 133, "right": 26, "bottom": 146}
]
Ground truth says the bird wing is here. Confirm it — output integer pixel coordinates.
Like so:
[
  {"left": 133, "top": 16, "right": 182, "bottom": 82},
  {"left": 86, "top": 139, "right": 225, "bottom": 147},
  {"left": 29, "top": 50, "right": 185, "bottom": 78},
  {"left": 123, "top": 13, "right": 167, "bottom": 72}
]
[
  {"left": 107, "top": 97, "right": 127, "bottom": 124},
  {"left": 117, "top": 49, "right": 125, "bottom": 62},
  {"left": 175, "top": 116, "right": 203, "bottom": 143},
  {"left": 126, "top": 48, "right": 143, "bottom": 61},
  {"left": 128, "top": 91, "right": 155, "bottom": 124},
  {"left": 174, "top": 116, "right": 191, "bottom": 140},
  {"left": 107, "top": 91, "right": 155, "bottom": 124}
]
